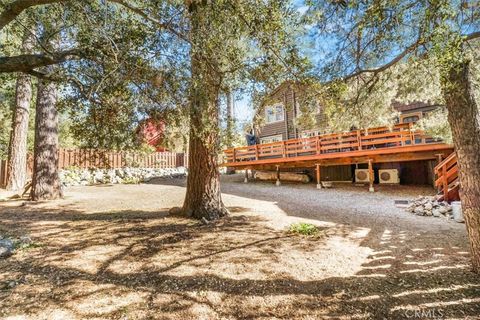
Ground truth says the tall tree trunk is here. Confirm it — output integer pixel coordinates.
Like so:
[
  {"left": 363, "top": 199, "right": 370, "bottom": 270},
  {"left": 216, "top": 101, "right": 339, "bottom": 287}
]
[
  {"left": 442, "top": 59, "right": 480, "bottom": 273},
  {"left": 226, "top": 90, "right": 235, "bottom": 174},
  {"left": 6, "top": 33, "right": 34, "bottom": 191},
  {"left": 30, "top": 77, "right": 61, "bottom": 200},
  {"left": 182, "top": 0, "right": 228, "bottom": 220}
]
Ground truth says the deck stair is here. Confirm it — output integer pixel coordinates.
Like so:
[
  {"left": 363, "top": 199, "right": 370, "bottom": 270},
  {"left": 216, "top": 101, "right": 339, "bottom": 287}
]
[{"left": 434, "top": 152, "right": 460, "bottom": 202}]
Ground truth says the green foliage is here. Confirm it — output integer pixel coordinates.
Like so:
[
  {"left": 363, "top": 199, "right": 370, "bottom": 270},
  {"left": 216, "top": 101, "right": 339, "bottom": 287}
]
[
  {"left": 289, "top": 222, "right": 320, "bottom": 236},
  {"left": 161, "top": 108, "right": 189, "bottom": 152},
  {"left": 122, "top": 176, "right": 140, "bottom": 184},
  {"left": 415, "top": 108, "right": 452, "bottom": 143},
  {"left": 0, "top": 74, "right": 15, "bottom": 159},
  {"left": 303, "top": 0, "right": 479, "bottom": 129},
  {"left": 15, "top": 241, "right": 43, "bottom": 251}
]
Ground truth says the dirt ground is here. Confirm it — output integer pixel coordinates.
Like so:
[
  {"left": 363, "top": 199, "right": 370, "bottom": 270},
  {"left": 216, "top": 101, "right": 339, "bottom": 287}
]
[{"left": 0, "top": 175, "right": 479, "bottom": 319}]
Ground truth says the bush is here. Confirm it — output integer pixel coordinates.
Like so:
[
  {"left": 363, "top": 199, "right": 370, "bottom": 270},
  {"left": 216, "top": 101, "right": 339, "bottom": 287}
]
[
  {"left": 122, "top": 176, "right": 140, "bottom": 184},
  {"left": 289, "top": 223, "right": 319, "bottom": 236}
]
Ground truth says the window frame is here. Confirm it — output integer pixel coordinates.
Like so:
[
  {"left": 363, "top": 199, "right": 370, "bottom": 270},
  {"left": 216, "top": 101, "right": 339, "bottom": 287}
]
[
  {"left": 400, "top": 112, "right": 422, "bottom": 124},
  {"left": 259, "top": 134, "right": 283, "bottom": 144},
  {"left": 265, "top": 103, "right": 285, "bottom": 124}
]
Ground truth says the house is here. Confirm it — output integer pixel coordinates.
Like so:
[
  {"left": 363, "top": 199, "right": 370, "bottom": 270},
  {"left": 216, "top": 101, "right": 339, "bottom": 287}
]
[
  {"left": 137, "top": 118, "right": 167, "bottom": 152},
  {"left": 255, "top": 81, "right": 441, "bottom": 143},
  {"left": 250, "top": 81, "right": 445, "bottom": 185}
]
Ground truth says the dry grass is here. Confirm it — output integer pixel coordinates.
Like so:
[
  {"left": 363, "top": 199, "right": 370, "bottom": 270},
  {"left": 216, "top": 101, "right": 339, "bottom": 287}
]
[{"left": 0, "top": 176, "right": 479, "bottom": 319}]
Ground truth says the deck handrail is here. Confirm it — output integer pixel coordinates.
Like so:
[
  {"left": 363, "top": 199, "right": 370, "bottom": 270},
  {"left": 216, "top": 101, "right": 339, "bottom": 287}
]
[
  {"left": 434, "top": 152, "right": 458, "bottom": 202},
  {"left": 224, "top": 123, "right": 438, "bottom": 164}
]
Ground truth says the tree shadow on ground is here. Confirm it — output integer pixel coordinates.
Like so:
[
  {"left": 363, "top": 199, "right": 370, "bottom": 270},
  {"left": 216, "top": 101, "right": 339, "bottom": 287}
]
[{"left": 0, "top": 189, "right": 479, "bottom": 319}]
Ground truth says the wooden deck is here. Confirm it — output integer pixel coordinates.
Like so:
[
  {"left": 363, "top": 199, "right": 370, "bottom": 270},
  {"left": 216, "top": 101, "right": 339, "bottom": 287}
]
[{"left": 223, "top": 123, "right": 454, "bottom": 171}]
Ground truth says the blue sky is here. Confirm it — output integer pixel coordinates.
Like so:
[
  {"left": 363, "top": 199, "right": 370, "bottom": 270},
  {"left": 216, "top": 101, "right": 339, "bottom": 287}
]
[{"left": 233, "top": 3, "right": 310, "bottom": 126}]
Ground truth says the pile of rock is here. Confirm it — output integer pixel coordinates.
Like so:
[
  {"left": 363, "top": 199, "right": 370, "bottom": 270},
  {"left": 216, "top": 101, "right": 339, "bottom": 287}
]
[
  {"left": 0, "top": 235, "right": 32, "bottom": 259},
  {"left": 405, "top": 196, "right": 453, "bottom": 218},
  {"left": 59, "top": 166, "right": 187, "bottom": 187}
]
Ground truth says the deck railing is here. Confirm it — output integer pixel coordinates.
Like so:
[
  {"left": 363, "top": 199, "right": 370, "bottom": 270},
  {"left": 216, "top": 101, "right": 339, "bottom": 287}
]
[
  {"left": 434, "top": 152, "right": 458, "bottom": 202},
  {"left": 224, "top": 123, "right": 440, "bottom": 164}
]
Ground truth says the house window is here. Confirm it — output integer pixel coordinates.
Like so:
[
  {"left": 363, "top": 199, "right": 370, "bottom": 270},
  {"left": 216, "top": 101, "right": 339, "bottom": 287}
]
[
  {"left": 400, "top": 112, "right": 422, "bottom": 123},
  {"left": 260, "top": 134, "right": 283, "bottom": 144},
  {"left": 265, "top": 104, "right": 285, "bottom": 123},
  {"left": 301, "top": 130, "right": 321, "bottom": 138}
]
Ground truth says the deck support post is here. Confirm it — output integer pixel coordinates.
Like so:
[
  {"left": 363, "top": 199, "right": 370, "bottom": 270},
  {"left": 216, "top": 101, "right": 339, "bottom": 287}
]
[
  {"left": 435, "top": 153, "right": 444, "bottom": 164},
  {"left": 275, "top": 165, "right": 281, "bottom": 186},
  {"left": 244, "top": 169, "right": 248, "bottom": 183},
  {"left": 316, "top": 164, "right": 322, "bottom": 189},
  {"left": 368, "top": 159, "right": 374, "bottom": 192}
]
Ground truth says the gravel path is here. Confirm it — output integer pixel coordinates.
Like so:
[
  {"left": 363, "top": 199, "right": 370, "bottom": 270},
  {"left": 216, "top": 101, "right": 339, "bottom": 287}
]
[{"left": 219, "top": 174, "right": 465, "bottom": 233}]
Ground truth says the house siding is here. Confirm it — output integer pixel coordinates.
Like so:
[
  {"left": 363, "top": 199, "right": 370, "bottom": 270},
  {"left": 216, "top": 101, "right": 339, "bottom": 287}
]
[{"left": 257, "top": 85, "right": 296, "bottom": 141}]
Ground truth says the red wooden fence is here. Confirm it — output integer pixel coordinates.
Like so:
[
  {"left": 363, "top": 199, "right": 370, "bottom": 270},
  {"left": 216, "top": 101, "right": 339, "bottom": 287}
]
[
  {"left": 56, "top": 149, "right": 186, "bottom": 169},
  {"left": 0, "top": 149, "right": 188, "bottom": 188}
]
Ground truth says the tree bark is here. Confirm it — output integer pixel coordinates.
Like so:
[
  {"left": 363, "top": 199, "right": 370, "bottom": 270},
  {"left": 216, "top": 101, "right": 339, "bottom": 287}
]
[
  {"left": 442, "top": 59, "right": 480, "bottom": 273},
  {"left": 182, "top": 1, "right": 228, "bottom": 220},
  {"left": 226, "top": 90, "right": 236, "bottom": 174},
  {"left": 0, "top": 0, "right": 64, "bottom": 31},
  {"left": 30, "top": 76, "right": 61, "bottom": 200},
  {"left": 6, "top": 33, "right": 34, "bottom": 191}
]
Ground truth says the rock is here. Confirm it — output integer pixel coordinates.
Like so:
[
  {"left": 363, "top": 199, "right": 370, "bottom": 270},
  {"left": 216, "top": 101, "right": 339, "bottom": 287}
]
[
  {"left": 59, "top": 166, "right": 187, "bottom": 187},
  {"left": 414, "top": 207, "right": 424, "bottom": 215},
  {"left": 438, "top": 207, "right": 448, "bottom": 214},
  {"left": 168, "top": 207, "right": 183, "bottom": 216},
  {"left": 200, "top": 217, "right": 210, "bottom": 225},
  {"left": 19, "top": 236, "right": 32, "bottom": 244},
  {"left": 405, "top": 195, "right": 456, "bottom": 223},
  {"left": 0, "top": 239, "right": 14, "bottom": 258}
]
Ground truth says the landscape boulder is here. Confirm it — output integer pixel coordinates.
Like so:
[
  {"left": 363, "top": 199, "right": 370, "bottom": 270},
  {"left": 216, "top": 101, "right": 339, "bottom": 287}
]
[
  {"left": 59, "top": 167, "right": 188, "bottom": 187},
  {"left": 405, "top": 196, "right": 453, "bottom": 220},
  {"left": 0, "top": 239, "right": 14, "bottom": 258}
]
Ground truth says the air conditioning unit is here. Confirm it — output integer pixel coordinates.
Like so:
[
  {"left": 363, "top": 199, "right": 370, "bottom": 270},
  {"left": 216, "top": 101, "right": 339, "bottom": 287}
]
[
  {"left": 379, "top": 169, "right": 400, "bottom": 184},
  {"left": 355, "top": 169, "right": 370, "bottom": 183}
]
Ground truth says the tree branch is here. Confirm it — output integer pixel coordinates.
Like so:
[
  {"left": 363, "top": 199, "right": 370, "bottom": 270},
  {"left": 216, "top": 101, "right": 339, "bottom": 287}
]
[
  {"left": 342, "top": 30, "right": 479, "bottom": 81},
  {"left": 0, "top": 0, "right": 65, "bottom": 30},
  {"left": 343, "top": 38, "right": 423, "bottom": 81},
  {"left": 465, "top": 31, "right": 480, "bottom": 41},
  {"left": 0, "top": 49, "right": 81, "bottom": 72},
  {"left": 108, "top": 0, "right": 188, "bottom": 43}
]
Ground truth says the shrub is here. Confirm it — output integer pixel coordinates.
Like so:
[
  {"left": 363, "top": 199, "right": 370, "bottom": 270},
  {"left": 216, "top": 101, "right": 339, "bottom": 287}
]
[
  {"left": 289, "top": 223, "right": 319, "bottom": 236},
  {"left": 122, "top": 176, "right": 140, "bottom": 184}
]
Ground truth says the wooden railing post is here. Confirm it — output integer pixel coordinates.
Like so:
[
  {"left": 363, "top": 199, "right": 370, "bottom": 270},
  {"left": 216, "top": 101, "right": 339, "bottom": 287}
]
[
  {"left": 255, "top": 144, "right": 259, "bottom": 160},
  {"left": 409, "top": 123, "right": 415, "bottom": 145},
  {"left": 357, "top": 130, "right": 362, "bottom": 151},
  {"left": 232, "top": 149, "right": 236, "bottom": 163},
  {"left": 442, "top": 165, "right": 448, "bottom": 202},
  {"left": 282, "top": 141, "right": 286, "bottom": 157}
]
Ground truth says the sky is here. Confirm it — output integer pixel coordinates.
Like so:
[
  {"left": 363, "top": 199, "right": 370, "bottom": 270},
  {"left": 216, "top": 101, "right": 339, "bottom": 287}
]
[{"left": 233, "top": 3, "right": 310, "bottom": 126}]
